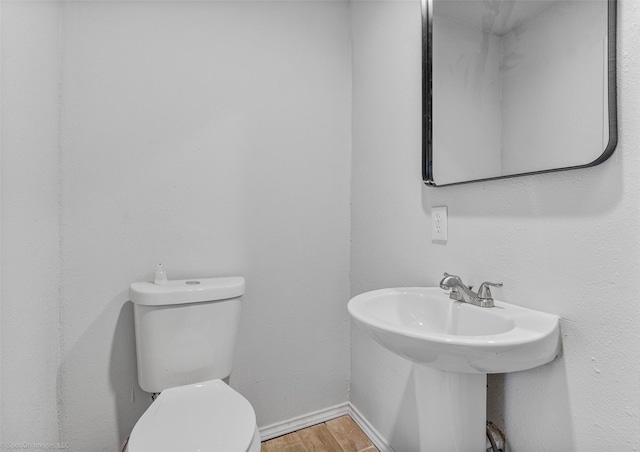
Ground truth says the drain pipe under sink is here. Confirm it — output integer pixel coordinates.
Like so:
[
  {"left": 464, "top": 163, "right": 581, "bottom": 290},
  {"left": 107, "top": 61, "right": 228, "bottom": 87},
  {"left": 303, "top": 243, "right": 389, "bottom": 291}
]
[{"left": 486, "top": 422, "right": 506, "bottom": 452}]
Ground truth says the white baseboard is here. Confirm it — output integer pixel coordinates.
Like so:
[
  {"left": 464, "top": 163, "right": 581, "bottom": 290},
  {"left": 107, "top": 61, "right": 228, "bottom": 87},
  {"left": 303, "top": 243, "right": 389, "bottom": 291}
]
[
  {"left": 258, "top": 401, "right": 394, "bottom": 452},
  {"left": 258, "top": 402, "right": 349, "bottom": 441},
  {"left": 347, "top": 403, "right": 396, "bottom": 452}
]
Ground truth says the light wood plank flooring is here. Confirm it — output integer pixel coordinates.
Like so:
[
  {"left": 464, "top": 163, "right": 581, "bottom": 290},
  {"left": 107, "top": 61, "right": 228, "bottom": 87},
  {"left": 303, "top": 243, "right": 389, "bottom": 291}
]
[{"left": 261, "top": 415, "right": 378, "bottom": 452}]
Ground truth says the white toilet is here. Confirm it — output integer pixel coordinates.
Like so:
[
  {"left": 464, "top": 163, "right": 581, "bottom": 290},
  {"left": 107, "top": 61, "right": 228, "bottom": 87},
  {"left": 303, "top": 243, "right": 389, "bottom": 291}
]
[{"left": 126, "top": 275, "right": 260, "bottom": 452}]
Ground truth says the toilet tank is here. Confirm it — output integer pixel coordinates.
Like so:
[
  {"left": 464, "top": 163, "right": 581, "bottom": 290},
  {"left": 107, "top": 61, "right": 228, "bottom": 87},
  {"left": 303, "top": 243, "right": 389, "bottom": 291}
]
[{"left": 129, "top": 276, "right": 245, "bottom": 393}]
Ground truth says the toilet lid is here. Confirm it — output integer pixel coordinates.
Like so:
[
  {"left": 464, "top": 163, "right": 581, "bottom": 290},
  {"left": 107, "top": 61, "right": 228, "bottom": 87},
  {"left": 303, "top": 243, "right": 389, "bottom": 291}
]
[{"left": 128, "top": 379, "right": 256, "bottom": 452}]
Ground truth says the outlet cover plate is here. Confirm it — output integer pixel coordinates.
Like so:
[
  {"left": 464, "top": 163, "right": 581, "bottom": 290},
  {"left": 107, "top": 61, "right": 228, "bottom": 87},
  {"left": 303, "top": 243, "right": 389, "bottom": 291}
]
[{"left": 431, "top": 206, "right": 447, "bottom": 244}]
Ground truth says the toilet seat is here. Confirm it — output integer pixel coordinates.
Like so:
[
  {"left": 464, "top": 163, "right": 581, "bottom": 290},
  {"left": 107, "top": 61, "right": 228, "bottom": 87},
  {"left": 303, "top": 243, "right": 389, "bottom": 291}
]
[{"left": 127, "top": 379, "right": 257, "bottom": 452}]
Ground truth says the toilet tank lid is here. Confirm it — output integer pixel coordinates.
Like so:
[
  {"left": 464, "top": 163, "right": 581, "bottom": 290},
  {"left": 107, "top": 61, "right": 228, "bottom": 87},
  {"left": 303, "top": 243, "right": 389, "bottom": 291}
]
[{"left": 130, "top": 276, "right": 245, "bottom": 306}]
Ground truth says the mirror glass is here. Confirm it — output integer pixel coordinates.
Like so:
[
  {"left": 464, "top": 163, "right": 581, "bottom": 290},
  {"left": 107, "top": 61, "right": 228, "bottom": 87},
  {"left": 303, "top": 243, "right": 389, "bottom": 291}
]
[{"left": 423, "top": 0, "right": 617, "bottom": 186}]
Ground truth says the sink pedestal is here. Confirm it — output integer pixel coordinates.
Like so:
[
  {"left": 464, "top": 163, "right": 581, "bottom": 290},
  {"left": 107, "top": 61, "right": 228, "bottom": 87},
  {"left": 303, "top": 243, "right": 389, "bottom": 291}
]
[{"left": 414, "top": 364, "right": 486, "bottom": 452}]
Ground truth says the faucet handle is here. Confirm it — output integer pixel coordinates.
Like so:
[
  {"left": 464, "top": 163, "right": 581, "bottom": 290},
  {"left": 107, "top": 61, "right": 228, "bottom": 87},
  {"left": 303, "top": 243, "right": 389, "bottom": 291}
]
[{"left": 477, "top": 281, "right": 503, "bottom": 300}]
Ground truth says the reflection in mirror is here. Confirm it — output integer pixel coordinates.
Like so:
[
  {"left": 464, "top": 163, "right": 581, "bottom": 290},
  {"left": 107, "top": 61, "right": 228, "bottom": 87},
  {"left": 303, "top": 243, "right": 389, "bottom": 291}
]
[{"left": 423, "top": 0, "right": 617, "bottom": 186}]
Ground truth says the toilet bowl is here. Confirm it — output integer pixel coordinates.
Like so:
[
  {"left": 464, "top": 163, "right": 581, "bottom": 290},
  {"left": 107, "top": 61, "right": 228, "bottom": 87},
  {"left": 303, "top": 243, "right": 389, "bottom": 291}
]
[{"left": 126, "top": 379, "right": 260, "bottom": 452}]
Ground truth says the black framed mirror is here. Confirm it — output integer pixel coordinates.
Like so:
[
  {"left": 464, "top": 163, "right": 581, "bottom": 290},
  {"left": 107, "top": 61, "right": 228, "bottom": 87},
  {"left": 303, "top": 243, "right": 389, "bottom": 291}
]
[{"left": 422, "top": 0, "right": 617, "bottom": 187}]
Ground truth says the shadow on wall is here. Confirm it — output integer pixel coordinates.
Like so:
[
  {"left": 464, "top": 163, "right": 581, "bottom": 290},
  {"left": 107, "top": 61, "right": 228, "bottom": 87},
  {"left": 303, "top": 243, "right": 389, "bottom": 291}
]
[
  {"left": 487, "top": 350, "right": 575, "bottom": 449},
  {"left": 57, "top": 295, "right": 150, "bottom": 450},
  {"left": 110, "top": 300, "right": 150, "bottom": 444},
  {"left": 421, "top": 155, "right": 623, "bottom": 219}
]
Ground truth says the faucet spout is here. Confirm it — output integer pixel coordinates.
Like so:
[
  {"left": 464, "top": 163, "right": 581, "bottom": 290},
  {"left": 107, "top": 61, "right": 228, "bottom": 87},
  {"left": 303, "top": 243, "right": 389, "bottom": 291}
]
[
  {"left": 439, "top": 272, "right": 462, "bottom": 290},
  {"left": 439, "top": 272, "right": 477, "bottom": 303}
]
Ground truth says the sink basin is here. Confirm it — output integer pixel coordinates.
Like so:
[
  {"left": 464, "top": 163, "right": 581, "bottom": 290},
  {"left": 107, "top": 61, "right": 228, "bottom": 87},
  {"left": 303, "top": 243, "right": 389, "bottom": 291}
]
[
  {"left": 349, "top": 287, "right": 561, "bottom": 451},
  {"left": 348, "top": 287, "right": 560, "bottom": 374}
]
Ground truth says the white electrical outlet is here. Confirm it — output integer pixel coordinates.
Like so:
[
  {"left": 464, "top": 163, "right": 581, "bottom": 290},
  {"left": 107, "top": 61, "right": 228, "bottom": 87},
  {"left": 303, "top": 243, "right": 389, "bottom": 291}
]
[{"left": 431, "top": 206, "right": 448, "bottom": 244}]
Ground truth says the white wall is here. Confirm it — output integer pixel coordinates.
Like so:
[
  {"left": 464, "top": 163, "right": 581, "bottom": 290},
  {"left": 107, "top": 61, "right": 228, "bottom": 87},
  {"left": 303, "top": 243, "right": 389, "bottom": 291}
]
[
  {"left": 350, "top": 1, "right": 640, "bottom": 451},
  {"left": 1, "top": 1, "right": 62, "bottom": 447},
  {"left": 2, "top": 1, "right": 351, "bottom": 450}
]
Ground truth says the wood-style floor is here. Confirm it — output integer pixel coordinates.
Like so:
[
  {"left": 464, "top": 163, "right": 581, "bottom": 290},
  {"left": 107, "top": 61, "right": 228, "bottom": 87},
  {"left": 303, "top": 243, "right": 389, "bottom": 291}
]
[{"left": 261, "top": 415, "right": 378, "bottom": 452}]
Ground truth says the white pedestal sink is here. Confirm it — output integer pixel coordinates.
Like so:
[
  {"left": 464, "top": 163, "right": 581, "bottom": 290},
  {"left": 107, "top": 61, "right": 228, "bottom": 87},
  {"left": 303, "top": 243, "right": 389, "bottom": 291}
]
[{"left": 348, "top": 287, "right": 561, "bottom": 452}]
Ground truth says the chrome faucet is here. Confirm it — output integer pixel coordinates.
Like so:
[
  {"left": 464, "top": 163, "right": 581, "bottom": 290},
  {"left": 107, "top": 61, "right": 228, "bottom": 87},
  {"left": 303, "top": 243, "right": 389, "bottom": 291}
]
[{"left": 439, "top": 272, "right": 502, "bottom": 308}]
